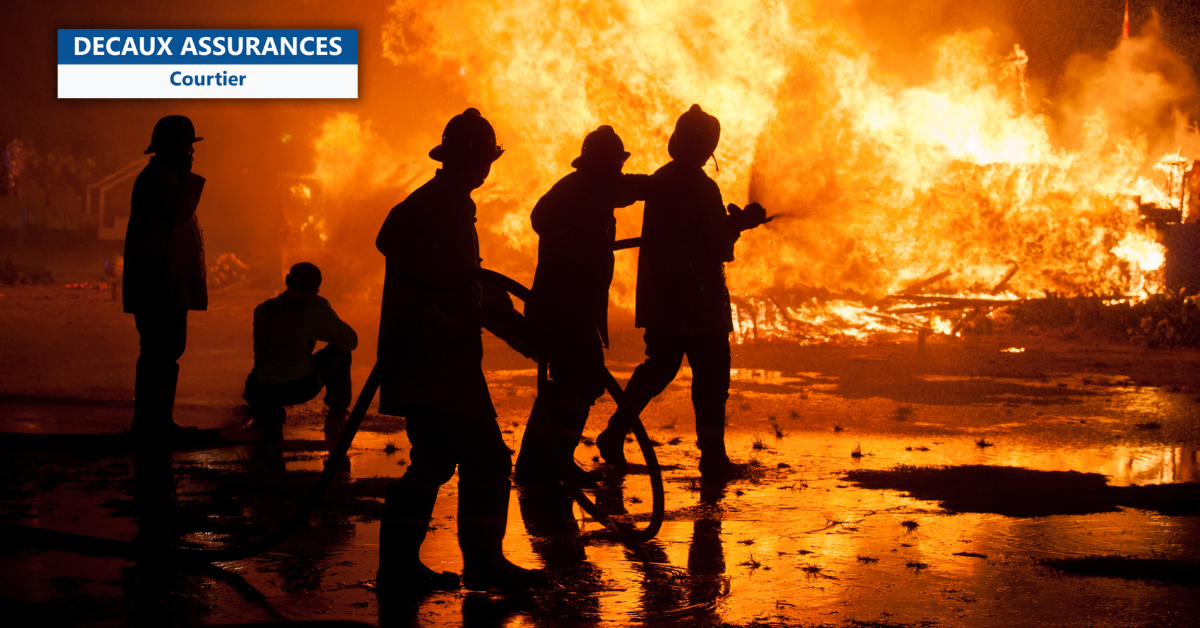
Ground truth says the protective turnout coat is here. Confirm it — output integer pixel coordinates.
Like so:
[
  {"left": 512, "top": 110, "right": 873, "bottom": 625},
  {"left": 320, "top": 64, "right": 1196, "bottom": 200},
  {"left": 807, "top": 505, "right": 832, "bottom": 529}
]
[
  {"left": 635, "top": 160, "right": 740, "bottom": 334},
  {"left": 529, "top": 171, "right": 648, "bottom": 345},
  {"left": 376, "top": 171, "right": 496, "bottom": 420},
  {"left": 122, "top": 157, "right": 207, "bottom": 313}
]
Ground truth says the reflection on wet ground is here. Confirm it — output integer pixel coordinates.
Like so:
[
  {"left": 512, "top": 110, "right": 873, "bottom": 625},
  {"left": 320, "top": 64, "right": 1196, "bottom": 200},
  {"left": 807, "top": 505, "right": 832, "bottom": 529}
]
[{"left": 3, "top": 362, "right": 1200, "bottom": 627}]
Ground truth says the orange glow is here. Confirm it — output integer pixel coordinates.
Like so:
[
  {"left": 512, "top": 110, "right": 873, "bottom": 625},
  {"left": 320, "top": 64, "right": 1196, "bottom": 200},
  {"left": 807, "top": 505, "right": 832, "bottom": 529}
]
[{"left": 298, "top": 1, "right": 1196, "bottom": 341}]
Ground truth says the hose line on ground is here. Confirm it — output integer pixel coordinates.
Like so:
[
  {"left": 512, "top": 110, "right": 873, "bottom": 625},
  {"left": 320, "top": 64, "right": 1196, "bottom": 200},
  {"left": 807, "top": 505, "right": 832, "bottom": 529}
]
[
  {"left": 2, "top": 365, "right": 382, "bottom": 563},
  {"left": 479, "top": 269, "right": 665, "bottom": 546},
  {"left": 3, "top": 268, "right": 664, "bottom": 562}
]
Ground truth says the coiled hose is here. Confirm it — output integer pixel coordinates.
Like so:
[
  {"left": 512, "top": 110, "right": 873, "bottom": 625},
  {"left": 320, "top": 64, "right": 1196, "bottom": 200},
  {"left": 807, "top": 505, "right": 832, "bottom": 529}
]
[{"left": 480, "top": 269, "right": 664, "bottom": 545}]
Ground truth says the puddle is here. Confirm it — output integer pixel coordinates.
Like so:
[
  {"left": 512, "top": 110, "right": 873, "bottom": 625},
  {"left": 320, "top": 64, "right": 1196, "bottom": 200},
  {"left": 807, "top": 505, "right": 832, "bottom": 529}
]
[{"left": 2, "top": 365, "right": 1200, "bottom": 627}]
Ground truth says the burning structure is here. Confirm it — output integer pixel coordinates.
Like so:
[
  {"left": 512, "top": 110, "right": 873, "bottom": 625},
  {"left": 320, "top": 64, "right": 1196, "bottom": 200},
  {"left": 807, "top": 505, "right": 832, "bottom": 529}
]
[
  {"left": 2, "top": 1, "right": 1196, "bottom": 346},
  {"left": 259, "top": 0, "right": 1200, "bottom": 346}
]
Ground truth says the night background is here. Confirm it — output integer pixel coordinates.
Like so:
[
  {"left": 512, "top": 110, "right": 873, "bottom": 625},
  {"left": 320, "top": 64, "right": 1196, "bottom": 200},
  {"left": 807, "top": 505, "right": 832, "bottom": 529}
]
[{"left": 3, "top": 2, "right": 1200, "bottom": 627}]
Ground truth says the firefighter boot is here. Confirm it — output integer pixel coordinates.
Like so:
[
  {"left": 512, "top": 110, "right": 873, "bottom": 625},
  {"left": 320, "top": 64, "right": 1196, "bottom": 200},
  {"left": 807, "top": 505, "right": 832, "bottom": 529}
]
[
  {"left": 377, "top": 481, "right": 461, "bottom": 592},
  {"left": 323, "top": 408, "right": 349, "bottom": 441},
  {"left": 459, "top": 480, "right": 548, "bottom": 592},
  {"left": 515, "top": 394, "right": 601, "bottom": 488},
  {"left": 513, "top": 395, "right": 558, "bottom": 487},
  {"left": 257, "top": 405, "right": 286, "bottom": 442},
  {"left": 550, "top": 396, "right": 605, "bottom": 486},
  {"left": 597, "top": 379, "right": 653, "bottom": 468},
  {"left": 131, "top": 362, "right": 193, "bottom": 440},
  {"left": 596, "top": 411, "right": 630, "bottom": 469},
  {"left": 696, "top": 405, "right": 745, "bottom": 479}
]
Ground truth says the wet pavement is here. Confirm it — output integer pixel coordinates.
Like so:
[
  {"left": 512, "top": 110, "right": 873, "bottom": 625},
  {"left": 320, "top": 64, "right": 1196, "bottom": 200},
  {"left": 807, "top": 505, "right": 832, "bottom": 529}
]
[{"left": 2, "top": 285, "right": 1200, "bottom": 627}]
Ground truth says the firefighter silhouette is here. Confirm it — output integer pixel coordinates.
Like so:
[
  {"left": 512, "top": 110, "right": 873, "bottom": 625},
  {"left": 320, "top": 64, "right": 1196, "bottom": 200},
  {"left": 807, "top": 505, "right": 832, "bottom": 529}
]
[
  {"left": 513, "top": 125, "right": 650, "bottom": 489},
  {"left": 123, "top": 115, "right": 206, "bottom": 440},
  {"left": 374, "top": 108, "right": 547, "bottom": 593},
  {"left": 241, "top": 262, "right": 357, "bottom": 442},
  {"left": 596, "top": 105, "right": 768, "bottom": 478}
]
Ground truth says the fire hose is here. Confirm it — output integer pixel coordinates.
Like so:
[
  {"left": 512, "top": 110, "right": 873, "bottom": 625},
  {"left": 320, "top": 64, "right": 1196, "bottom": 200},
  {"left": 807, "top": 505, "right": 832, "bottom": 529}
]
[
  {"left": 480, "top": 268, "right": 664, "bottom": 545},
  {"left": 1, "top": 264, "right": 664, "bottom": 561},
  {"left": 2, "top": 364, "right": 383, "bottom": 563}
]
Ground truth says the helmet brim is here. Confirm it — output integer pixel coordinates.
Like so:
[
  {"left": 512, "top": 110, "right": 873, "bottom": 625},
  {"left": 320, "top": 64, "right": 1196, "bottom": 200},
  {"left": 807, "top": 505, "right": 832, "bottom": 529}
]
[
  {"left": 144, "top": 136, "right": 203, "bottom": 155},
  {"left": 571, "top": 150, "right": 630, "bottom": 169},
  {"left": 429, "top": 144, "right": 505, "bottom": 163}
]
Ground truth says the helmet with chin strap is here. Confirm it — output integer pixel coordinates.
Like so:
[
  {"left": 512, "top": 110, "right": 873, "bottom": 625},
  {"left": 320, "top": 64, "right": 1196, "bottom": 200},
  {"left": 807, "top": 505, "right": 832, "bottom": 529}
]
[
  {"left": 571, "top": 125, "right": 630, "bottom": 169},
  {"left": 429, "top": 108, "right": 505, "bottom": 164},
  {"left": 667, "top": 104, "right": 720, "bottom": 165}
]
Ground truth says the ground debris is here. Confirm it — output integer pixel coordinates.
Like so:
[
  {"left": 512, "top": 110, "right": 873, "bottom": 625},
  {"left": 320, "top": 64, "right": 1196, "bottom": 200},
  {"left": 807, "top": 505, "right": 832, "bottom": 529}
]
[
  {"left": 1042, "top": 555, "right": 1200, "bottom": 586},
  {"left": 843, "top": 464, "right": 1200, "bottom": 517}
]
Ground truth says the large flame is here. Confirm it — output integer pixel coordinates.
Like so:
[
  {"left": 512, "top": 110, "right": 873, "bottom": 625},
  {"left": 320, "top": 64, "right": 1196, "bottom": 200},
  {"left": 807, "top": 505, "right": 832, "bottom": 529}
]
[
  {"left": 751, "top": 32, "right": 1168, "bottom": 303},
  {"left": 303, "top": 0, "right": 1198, "bottom": 342}
]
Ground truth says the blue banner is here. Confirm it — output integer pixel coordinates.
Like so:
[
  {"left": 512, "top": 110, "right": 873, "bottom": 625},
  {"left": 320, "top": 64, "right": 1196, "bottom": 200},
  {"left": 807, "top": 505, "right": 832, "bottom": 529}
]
[{"left": 58, "top": 29, "right": 357, "bottom": 65}]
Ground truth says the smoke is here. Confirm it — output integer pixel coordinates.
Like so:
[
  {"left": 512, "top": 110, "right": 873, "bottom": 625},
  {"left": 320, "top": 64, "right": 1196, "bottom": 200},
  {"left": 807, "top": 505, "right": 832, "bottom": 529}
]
[{"left": 1057, "top": 10, "right": 1200, "bottom": 158}]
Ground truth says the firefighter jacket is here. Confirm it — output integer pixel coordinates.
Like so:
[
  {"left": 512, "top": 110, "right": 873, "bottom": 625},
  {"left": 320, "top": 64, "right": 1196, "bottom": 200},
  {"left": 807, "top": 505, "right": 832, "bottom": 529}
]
[
  {"left": 122, "top": 157, "right": 207, "bottom": 313},
  {"left": 375, "top": 170, "right": 496, "bottom": 421},
  {"left": 635, "top": 160, "right": 741, "bottom": 334},
  {"left": 528, "top": 171, "right": 649, "bottom": 346},
  {"left": 252, "top": 288, "right": 358, "bottom": 385}
]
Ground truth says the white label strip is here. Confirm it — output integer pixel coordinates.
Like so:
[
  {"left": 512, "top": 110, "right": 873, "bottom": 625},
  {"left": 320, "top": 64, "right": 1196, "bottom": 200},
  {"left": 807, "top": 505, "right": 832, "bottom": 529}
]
[{"left": 58, "top": 64, "right": 357, "bottom": 99}]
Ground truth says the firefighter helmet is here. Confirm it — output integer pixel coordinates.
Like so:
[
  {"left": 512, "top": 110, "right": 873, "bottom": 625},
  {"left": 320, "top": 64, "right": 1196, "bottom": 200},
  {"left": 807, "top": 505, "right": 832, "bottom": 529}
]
[
  {"left": 571, "top": 125, "right": 630, "bottom": 169},
  {"left": 429, "top": 108, "right": 505, "bottom": 164},
  {"left": 144, "top": 115, "right": 203, "bottom": 155},
  {"left": 667, "top": 104, "right": 720, "bottom": 164}
]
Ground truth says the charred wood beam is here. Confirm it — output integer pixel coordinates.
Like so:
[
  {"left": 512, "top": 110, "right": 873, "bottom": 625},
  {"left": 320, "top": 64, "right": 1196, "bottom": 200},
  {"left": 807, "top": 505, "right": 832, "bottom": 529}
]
[
  {"left": 863, "top": 310, "right": 932, "bottom": 333},
  {"left": 613, "top": 237, "right": 642, "bottom": 251},
  {"left": 886, "top": 305, "right": 971, "bottom": 314},
  {"left": 898, "top": 270, "right": 952, "bottom": 295},
  {"left": 883, "top": 295, "right": 1022, "bottom": 307},
  {"left": 990, "top": 262, "right": 1020, "bottom": 295}
]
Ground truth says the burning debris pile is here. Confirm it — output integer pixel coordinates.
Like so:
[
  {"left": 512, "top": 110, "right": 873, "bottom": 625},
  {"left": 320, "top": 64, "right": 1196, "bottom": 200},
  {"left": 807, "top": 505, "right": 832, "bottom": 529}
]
[{"left": 291, "top": 0, "right": 1199, "bottom": 344}]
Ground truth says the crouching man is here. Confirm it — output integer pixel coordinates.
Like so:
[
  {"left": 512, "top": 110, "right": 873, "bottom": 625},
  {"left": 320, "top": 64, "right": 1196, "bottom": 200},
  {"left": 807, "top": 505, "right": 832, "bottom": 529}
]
[{"left": 243, "top": 262, "right": 358, "bottom": 441}]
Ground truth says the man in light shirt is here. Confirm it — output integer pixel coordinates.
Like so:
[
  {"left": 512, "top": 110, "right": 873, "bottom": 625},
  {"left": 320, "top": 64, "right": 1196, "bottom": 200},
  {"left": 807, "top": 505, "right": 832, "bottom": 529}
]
[{"left": 243, "top": 262, "right": 358, "bottom": 441}]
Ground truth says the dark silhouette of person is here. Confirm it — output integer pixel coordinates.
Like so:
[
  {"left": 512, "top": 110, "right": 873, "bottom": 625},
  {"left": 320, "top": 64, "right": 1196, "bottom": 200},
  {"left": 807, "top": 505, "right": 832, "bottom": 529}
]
[
  {"left": 515, "top": 489, "right": 604, "bottom": 619},
  {"left": 513, "top": 125, "right": 650, "bottom": 489},
  {"left": 123, "top": 115, "right": 207, "bottom": 439},
  {"left": 375, "top": 108, "right": 545, "bottom": 594},
  {"left": 685, "top": 517, "right": 726, "bottom": 609},
  {"left": 629, "top": 478, "right": 727, "bottom": 619},
  {"left": 242, "top": 262, "right": 357, "bottom": 441},
  {"left": 122, "top": 447, "right": 185, "bottom": 625},
  {"left": 596, "top": 105, "right": 768, "bottom": 477}
]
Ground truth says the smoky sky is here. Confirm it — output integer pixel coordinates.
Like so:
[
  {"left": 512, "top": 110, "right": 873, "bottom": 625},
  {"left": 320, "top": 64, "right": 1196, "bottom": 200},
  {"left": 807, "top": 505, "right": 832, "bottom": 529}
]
[
  {"left": 3, "top": 0, "right": 1199, "bottom": 259},
  {"left": 849, "top": 0, "right": 1200, "bottom": 88},
  {"left": 5, "top": 0, "right": 1199, "bottom": 151},
  {"left": 0, "top": 0, "right": 467, "bottom": 258}
]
